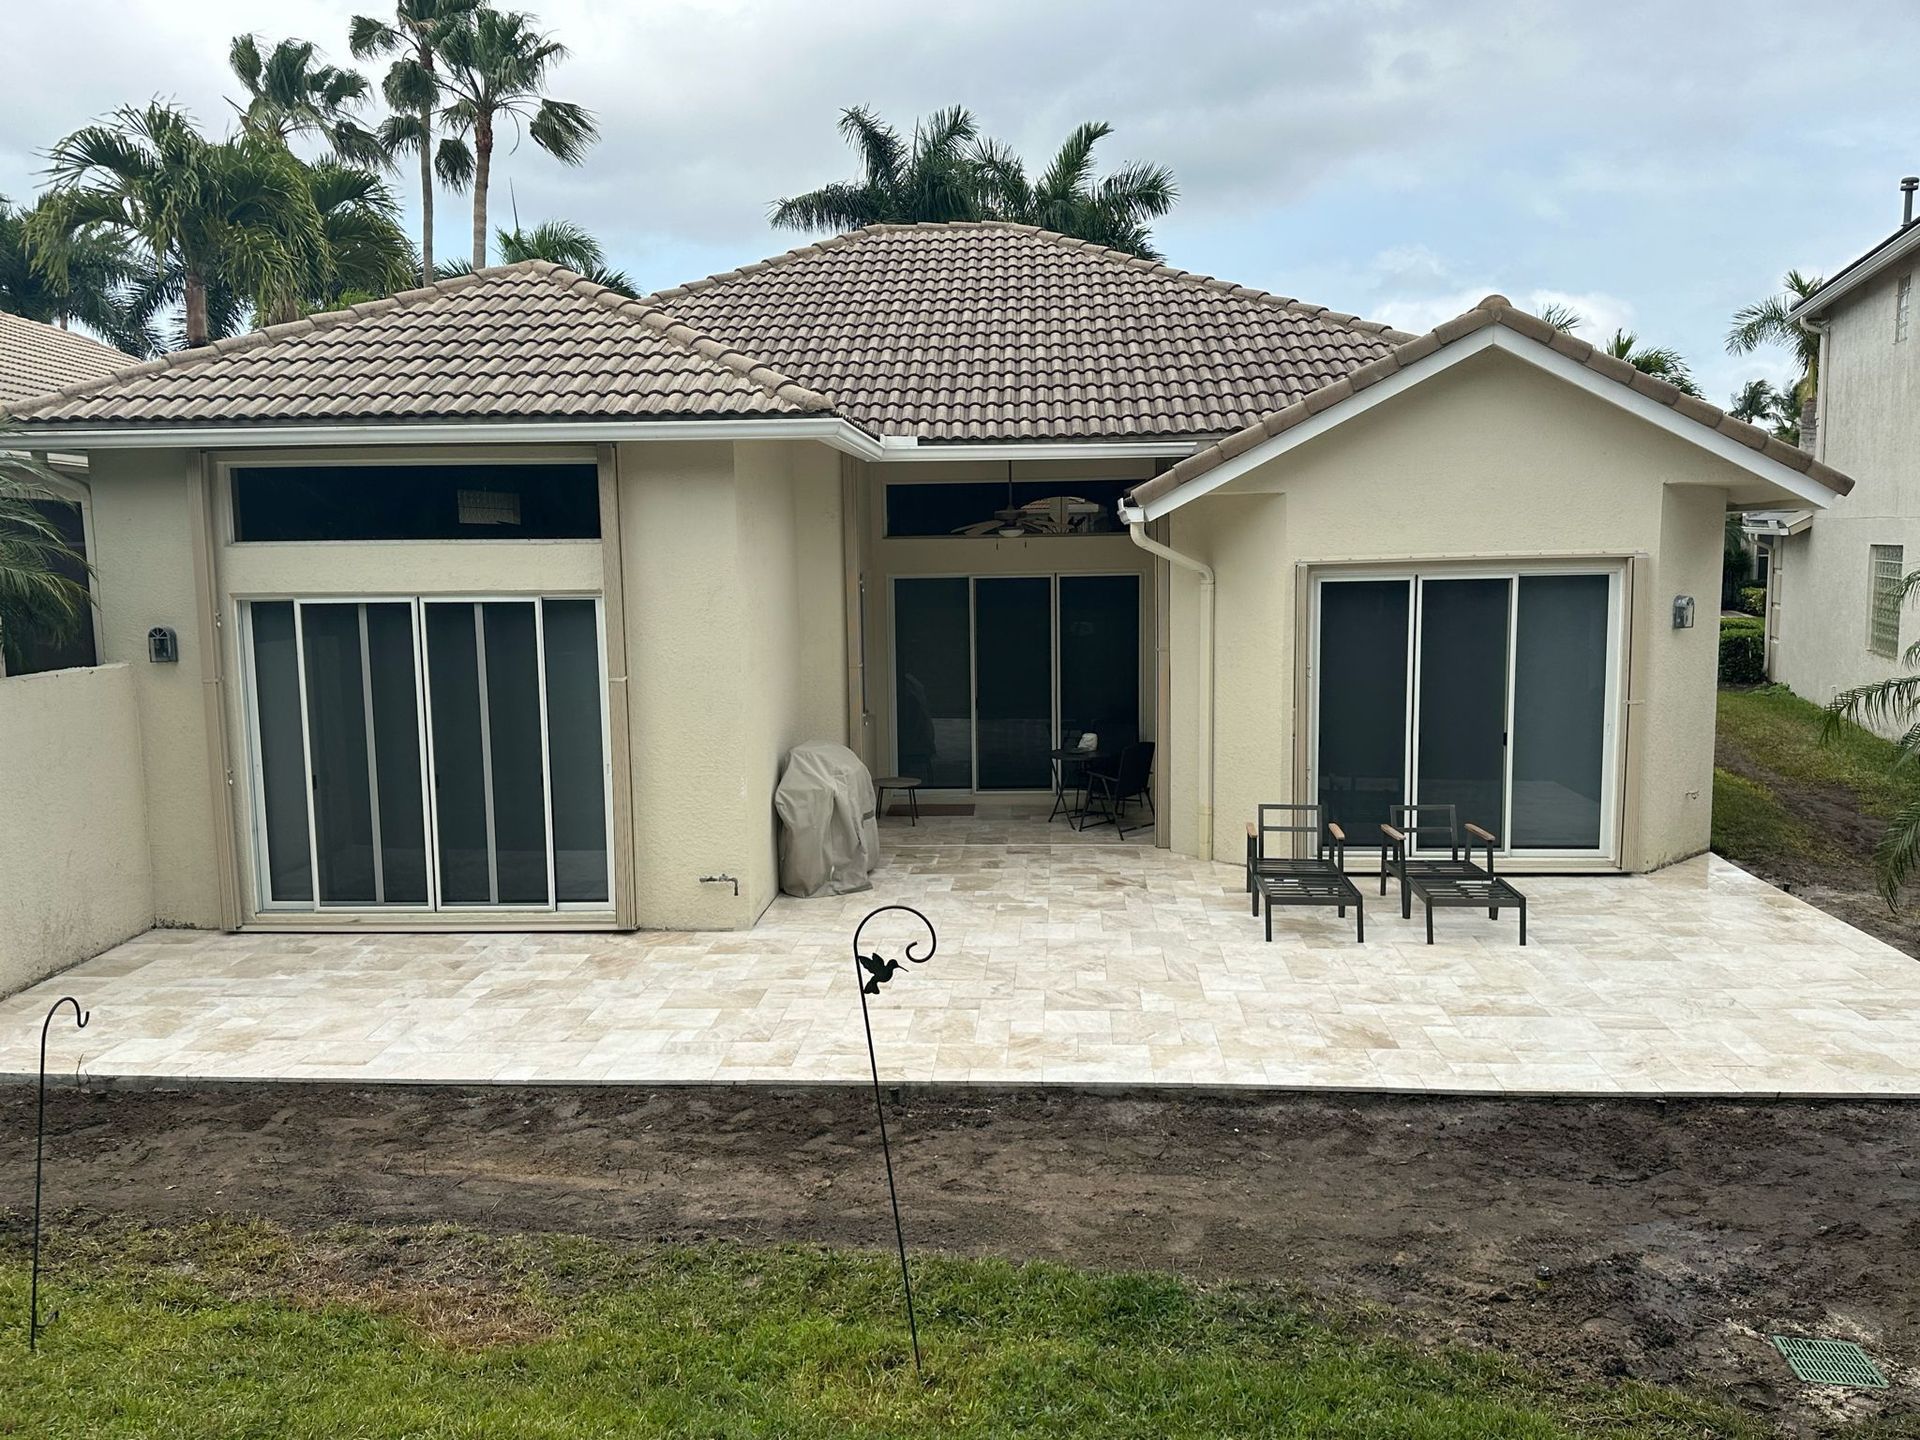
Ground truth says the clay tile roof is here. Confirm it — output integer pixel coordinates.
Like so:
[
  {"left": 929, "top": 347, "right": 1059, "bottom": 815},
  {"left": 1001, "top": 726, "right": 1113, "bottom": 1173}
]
[
  {"left": 646, "top": 222, "right": 1413, "bottom": 442},
  {"left": 0, "top": 262, "right": 834, "bottom": 428},
  {"left": 1125, "top": 294, "right": 1856, "bottom": 510},
  {"left": 0, "top": 311, "right": 126, "bottom": 407}
]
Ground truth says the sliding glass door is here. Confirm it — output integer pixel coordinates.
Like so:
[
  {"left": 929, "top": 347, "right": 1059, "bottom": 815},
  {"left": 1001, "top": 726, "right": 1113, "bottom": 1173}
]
[
  {"left": 893, "top": 573, "right": 1142, "bottom": 791},
  {"left": 1315, "top": 567, "right": 1620, "bottom": 857},
  {"left": 244, "top": 595, "right": 610, "bottom": 913}
]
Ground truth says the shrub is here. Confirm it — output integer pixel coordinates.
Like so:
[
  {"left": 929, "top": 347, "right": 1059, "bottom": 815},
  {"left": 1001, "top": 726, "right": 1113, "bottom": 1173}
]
[
  {"left": 1739, "top": 585, "right": 1766, "bottom": 616},
  {"left": 1719, "top": 614, "right": 1766, "bottom": 685}
]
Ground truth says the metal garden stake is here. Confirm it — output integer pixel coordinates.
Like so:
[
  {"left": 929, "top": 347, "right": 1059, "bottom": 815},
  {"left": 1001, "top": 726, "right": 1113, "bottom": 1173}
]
[
  {"left": 30, "top": 996, "right": 88, "bottom": 1353},
  {"left": 852, "top": 905, "right": 937, "bottom": 1377}
]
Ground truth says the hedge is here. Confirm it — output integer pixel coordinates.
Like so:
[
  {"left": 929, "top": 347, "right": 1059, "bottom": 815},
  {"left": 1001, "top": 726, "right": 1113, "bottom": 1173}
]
[{"left": 1719, "top": 614, "right": 1766, "bottom": 685}]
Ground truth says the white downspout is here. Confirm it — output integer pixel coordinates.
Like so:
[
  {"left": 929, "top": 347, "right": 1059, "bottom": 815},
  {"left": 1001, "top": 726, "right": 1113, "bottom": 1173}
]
[{"left": 1122, "top": 506, "right": 1214, "bottom": 860}]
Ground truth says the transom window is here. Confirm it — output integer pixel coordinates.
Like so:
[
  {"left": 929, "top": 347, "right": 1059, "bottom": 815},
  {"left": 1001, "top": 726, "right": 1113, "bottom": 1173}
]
[
  {"left": 1870, "top": 544, "right": 1904, "bottom": 658},
  {"left": 884, "top": 480, "right": 1128, "bottom": 538},
  {"left": 232, "top": 463, "right": 600, "bottom": 542}
]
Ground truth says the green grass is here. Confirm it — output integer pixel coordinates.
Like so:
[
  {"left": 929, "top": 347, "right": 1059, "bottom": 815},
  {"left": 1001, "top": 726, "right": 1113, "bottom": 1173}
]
[
  {"left": 1711, "top": 765, "right": 1821, "bottom": 863},
  {"left": 1717, "top": 684, "right": 1920, "bottom": 821},
  {"left": 0, "top": 1218, "right": 1769, "bottom": 1439}
]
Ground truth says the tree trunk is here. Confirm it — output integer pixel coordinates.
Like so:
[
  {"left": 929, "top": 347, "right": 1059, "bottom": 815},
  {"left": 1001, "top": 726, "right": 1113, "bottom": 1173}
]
[
  {"left": 184, "top": 265, "right": 209, "bottom": 348},
  {"left": 471, "top": 113, "right": 491, "bottom": 270},
  {"left": 419, "top": 104, "right": 436, "bottom": 285}
]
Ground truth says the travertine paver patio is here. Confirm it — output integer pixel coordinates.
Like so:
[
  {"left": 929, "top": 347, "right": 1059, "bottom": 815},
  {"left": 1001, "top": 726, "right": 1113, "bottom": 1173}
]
[{"left": 4, "top": 805, "right": 1919, "bottom": 1094}]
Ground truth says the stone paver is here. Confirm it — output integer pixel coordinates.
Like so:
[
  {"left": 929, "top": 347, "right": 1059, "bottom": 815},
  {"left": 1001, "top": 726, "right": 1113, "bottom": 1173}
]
[{"left": 4, "top": 806, "right": 1919, "bottom": 1095}]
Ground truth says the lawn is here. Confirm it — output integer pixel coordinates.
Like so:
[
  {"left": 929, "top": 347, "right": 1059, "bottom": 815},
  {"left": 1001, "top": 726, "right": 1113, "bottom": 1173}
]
[{"left": 0, "top": 1218, "right": 1770, "bottom": 1439}]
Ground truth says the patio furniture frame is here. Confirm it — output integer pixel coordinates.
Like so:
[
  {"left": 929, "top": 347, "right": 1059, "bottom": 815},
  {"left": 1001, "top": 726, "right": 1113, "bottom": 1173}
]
[
  {"left": 1246, "top": 804, "right": 1364, "bottom": 942},
  {"left": 1081, "top": 742, "right": 1154, "bottom": 837},
  {"left": 1379, "top": 805, "right": 1527, "bottom": 944}
]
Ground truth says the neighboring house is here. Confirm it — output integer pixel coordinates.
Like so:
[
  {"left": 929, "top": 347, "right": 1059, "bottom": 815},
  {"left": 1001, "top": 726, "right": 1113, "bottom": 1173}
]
[
  {"left": 0, "top": 223, "right": 1849, "bottom": 936},
  {"left": 0, "top": 309, "right": 126, "bottom": 673},
  {"left": 1763, "top": 177, "right": 1920, "bottom": 703}
]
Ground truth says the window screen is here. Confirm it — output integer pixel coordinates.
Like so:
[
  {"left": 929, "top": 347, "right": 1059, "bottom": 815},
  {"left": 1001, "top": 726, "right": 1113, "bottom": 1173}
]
[
  {"left": 1870, "top": 544, "right": 1904, "bottom": 659},
  {"left": 233, "top": 464, "right": 600, "bottom": 541}
]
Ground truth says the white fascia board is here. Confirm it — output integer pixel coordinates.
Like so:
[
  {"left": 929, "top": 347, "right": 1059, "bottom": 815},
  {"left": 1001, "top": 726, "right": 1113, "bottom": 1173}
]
[
  {"left": 873, "top": 437, "right": 1204, "bottom": 463},
  {"left": 1132, "top": 329, "right": 1498, "bottom": 521},
  {"left": 0, "top": 416, "right": 888, "bottom": 459},
  {"left": 1134, "top": 325, "right": 1840, "bottom": 521},
  {"left": 1788, "top": 224, "right": 1920, "bottom": 322}
]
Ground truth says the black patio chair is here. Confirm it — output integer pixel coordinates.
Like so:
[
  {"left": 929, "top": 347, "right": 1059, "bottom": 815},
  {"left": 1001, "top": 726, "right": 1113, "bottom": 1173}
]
[
  {"left": 1378, "top": 803, "right": 1526, "bottom": 945},
  {"left": 1245, "top": 803, "right": 1363, "bottom": 942},
  {"left": 1082, "top": 741, "right": 1154, "bottom": 837}
]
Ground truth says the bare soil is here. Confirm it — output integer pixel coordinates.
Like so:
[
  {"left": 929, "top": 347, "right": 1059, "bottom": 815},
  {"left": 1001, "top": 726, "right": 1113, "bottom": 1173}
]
[
  {"left": 5, "top": 1084, "right": 1919, "bottom": 1435},
  {"left": 1714, "top": 742, "right": 1920, "bottom": 960}
]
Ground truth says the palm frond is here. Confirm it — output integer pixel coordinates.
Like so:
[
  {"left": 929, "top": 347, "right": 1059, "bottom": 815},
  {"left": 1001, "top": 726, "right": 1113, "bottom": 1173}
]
[{"left": 1872, "top": 798, "right": 1920, "bottom": 907}]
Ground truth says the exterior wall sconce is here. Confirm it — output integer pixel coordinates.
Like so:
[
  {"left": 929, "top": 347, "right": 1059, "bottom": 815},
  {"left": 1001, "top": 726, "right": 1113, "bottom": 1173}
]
[
  {"left": 1672, "top": 596, "right": 1696, "bottom": 630},
  {"left": 147, "top": 627, "right": 179, "bottom": 663}
]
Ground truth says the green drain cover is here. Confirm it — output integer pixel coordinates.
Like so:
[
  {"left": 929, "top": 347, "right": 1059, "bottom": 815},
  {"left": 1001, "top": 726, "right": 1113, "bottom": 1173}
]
[{"left": 1770, "top": 1335, "right": 1889, "bottom": 1389}]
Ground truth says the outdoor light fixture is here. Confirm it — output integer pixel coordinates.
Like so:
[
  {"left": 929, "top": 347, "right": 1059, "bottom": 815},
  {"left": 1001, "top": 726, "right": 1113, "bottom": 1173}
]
[
  {"left": 147, "top": 627, "right": 178, "bottom": 663},
  {"left": 1672, "top": 596, "right": 1696, "bottom": 630}
]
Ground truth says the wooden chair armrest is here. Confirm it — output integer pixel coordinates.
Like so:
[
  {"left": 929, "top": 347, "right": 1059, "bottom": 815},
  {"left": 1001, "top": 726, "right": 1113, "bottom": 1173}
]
[
  {"left": 1380, "top": 823, "right": 1406, "bottom": 843},
  {"left": 1327, "top": 822, "right": 1347, "bottom": 843},
  {"left": 1465, "top": 823, "right": 1497, "bottom": 844}
]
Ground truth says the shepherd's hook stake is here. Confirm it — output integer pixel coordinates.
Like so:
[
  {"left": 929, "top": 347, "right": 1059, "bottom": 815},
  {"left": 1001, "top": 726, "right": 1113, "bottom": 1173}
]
[
  {"left": 30, "top": 996, "right": 88, "bottom": 1353},
  {"left": 852, "top": 905, "right": 936, "bottom": 1378}
]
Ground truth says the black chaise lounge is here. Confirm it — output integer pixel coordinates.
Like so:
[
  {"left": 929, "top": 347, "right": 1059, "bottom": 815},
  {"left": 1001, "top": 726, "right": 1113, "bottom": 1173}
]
[
  {"left": 1378, "top": 803, "right": 1527, "bottom": 945},
  {"left": 1246, "top": 803, "right": 1364, "bottom": 943}
]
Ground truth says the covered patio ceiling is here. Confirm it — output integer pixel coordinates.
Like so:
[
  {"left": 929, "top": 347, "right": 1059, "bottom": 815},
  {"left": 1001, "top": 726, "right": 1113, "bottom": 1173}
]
[{"left": 3, "top": 805, "right": 1917, "bottom": 1095}]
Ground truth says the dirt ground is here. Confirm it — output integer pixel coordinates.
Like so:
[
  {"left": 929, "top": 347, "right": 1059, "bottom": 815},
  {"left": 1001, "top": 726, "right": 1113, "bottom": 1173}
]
[
  {"left": 4, "top": 1084, "right": 1918, "bottom": 1435},
  {"left": 1714, "top": 740, "right": 1920, "bottom": 961}
]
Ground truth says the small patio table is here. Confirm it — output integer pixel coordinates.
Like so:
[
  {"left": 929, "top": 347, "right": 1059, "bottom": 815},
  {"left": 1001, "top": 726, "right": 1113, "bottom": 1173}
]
[
  {"left": 1047, "top": 747, "right": 1108, "bottom": 825},
  {"left": 874, "top": 776, "right": 922, "bottom": 825}
]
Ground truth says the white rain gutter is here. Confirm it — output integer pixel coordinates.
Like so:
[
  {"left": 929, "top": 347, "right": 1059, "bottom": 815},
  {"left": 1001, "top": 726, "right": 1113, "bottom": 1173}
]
[{"left": 1120, "top": 503, "right": 1214, "bottom": 860}]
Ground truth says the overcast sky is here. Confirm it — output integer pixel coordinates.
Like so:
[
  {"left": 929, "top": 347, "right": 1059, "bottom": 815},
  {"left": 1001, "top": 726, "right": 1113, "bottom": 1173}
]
[{"left": 5, "top": 0, "right": 1917, "bottom": 401}]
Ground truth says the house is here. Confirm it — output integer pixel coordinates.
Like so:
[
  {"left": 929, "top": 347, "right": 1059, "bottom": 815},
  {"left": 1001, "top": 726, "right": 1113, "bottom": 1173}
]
[
  {"left": 0, "top": 222, "right": 1851, "bottom": 941},
  {"left": 0, "top": 309, "right": 126, "bottom": 673},
  {"left": 1759, "top": 178, "right": 1920, "bottom": 705}
]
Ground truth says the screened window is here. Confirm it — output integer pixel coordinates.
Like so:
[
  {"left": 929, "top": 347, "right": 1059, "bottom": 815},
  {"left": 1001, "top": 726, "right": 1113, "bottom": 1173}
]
[
  {"left": 232, "top": 463, "right": 600, "bottom": 541},
  {"left": 1870, "top": 544, "right": 1904, "bottom": 659},
  {"left": 885, "top": 480, "right": 1128, "bottom": 537},
  {"left": 1897, "top": 274, "right": 1912, "bottom": 345}
]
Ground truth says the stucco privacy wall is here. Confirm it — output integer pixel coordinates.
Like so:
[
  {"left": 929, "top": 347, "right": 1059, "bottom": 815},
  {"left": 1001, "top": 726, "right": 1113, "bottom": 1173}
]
[
  {"left": 1163, "top": 349, "right": 1733, "bottom": 870},
  {"left": 1774, "top": 264, "right": 1920, "bottom": 716},
  {"left": 0, "top": 664, "right": 153, "bottom": 994},
  {"left": 616, "top": 439, "right": 849, "bottom": 930}
]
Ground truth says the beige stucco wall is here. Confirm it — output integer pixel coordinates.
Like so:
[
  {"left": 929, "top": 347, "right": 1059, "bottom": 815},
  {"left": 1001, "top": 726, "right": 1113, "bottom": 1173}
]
[
  {"left": 616, "top": 438, "right": 849, "bottom": 929},
  {"left": 85, "top": 448, "right": 224, "bottom": 927},
  {"left": 1774, "top": 263, "right": 1920, "bottom": 715},
  {"left": 1164, "top": 348, "right": 1736, "bottom": 872},
  {"left": 0, "top": 663, "right": 154, "bottom": 994}
]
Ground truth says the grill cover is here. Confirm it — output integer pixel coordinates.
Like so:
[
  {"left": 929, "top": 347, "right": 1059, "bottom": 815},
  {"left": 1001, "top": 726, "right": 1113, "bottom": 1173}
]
[{"left": 775, "top": 743, "right": 879, "bottom": 898}]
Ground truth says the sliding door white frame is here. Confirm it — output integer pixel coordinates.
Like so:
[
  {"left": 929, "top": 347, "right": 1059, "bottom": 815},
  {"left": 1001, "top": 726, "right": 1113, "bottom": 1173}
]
[
  {"left": 238, "top": 593, "right": 613, "bottom": 917},
  {"left": 1307, "top": 560, "right": 1627, "bottom": 863}
]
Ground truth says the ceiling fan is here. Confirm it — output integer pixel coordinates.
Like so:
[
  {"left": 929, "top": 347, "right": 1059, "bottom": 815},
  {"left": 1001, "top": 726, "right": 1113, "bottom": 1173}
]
[{"left": 949, "top": 463, "right": 1104, "bottom": 538}]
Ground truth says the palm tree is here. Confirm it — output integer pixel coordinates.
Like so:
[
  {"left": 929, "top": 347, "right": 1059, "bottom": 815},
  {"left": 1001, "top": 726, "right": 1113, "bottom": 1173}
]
[
  {"left": 229, "top": 34, "right": 387, "bottom": 167},
  {"left": 280, "top": 162, "right": 418, "bottom": 319},
  {"left": 1825, "top": 578, "right": 1920, "bottom": 903},
  {"left": 973, "top": 121, "right": 1175, "bottom": 259},
  {"left": 0, "top": 194, "right": 155, "bottom": 354},
  {"left": 771, "top": 106, "right": 989, "bottom": 233},
  {"left": 1729, "top": 378, "right": 1779, "bottom": 424},
  {"left": 1535, "top": 300, "right": 1585, "bottom": 333},
  {"left": 1600, "top": 329, "right": 1703, "bottom": 396},
  {"left": 437, "top": 217, "right": 634, "bottom": 294},
  {"left": 32, "top": 104, "right": 323, "bottom": 347},
  {"left": 435, "top": 8, "right": 599, "bottom": 269},
  {"left": 0, "top": 456, "right": 91, "bottom": 676},
  {"left": 1726, "top": 269, "right": 1825, "bottom": 403},
  {"left": 349, "top": 0, "right": 479, "bottom": 284}
]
